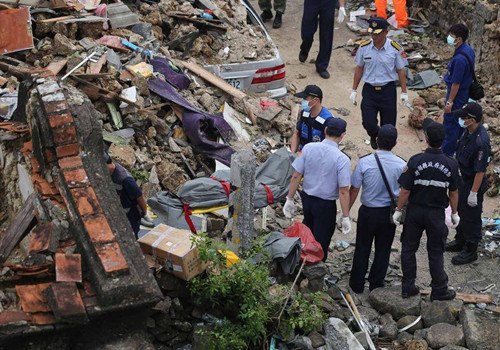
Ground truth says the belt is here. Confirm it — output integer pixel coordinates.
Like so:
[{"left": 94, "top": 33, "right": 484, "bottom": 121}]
[{"left": 366, "top": 81, "right": 395, "bottom": 91}]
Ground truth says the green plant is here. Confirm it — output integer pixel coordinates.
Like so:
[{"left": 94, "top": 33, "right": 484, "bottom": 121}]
[
  {"left": 130, "top": 168, "right": 149, "bottom": 184},
  {"left": 189, "top": 235, "right": 327, "bottom": 349}
]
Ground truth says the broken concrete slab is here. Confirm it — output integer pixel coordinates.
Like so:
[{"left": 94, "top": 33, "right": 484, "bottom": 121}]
[
  {"left": 425, "top": 322, "right": 465, "bottom": 348},
  {"left": 368, "top": 286, "right": 421, "bottom": 320},
  {"left": 323, "top": 317, "right": 364, "bottom": 350},
  {"left": 460, "top": 307, "right": 500, "bottom": 350}
]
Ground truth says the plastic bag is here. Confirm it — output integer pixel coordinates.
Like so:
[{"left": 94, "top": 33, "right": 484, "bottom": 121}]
[{"left": 284, "top": 222, "right": 324, "bottom": 264}]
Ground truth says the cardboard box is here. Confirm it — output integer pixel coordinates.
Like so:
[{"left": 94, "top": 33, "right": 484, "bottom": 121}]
[{"left": 138, "top": 224, "right": 206, "bottom": 281}]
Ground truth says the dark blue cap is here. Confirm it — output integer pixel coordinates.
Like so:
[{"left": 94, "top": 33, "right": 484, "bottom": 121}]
[
  {"left": 455, "top": 102, "right": 483, "bottom": 121},
  {"left": 368, "top": 17, "right": 389, "bottom": 34},
  {"left": 423, "top": 118, "right": 445, "bottom": 145},
  {"left": 326, "top": 118, "right": 347, "bottom": 136},
  {"left": 294, "top": 84, "right": 323, "bottom": 99},
  {"left": 377, "top": 124, "right": 398, "bottom": 143}
]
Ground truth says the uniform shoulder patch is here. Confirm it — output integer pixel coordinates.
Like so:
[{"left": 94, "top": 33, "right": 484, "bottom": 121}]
[
  {"left": 359, "top": 40, "right": 371, "bottom": 47},
  {"left": 391, "top": 40, "right": 402, "bottom": 51}
]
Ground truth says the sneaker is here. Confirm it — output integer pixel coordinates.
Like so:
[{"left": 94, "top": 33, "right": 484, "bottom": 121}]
[
  {"left": 317, "top": 70, "right": 330, "bottom": 79},
  {"left": 272, "top": 12, "right": 282, "bottom": 28},
  {"left": 402, "top": 285, "right": 420, "bottom": 299},
  {"left": 451, "top": 243, "right": 478, "bottom": 265},
  {"left": 370, "top": 136, "right": 378, "bottom": 150},
  {"left": 445, "top": 239, "right": 465, "bottom": 252},
  {"left": 260, "top": 10, "right": 273, "bottom": 22},
  {"left": 431, "top": 289, "right": 456, "bottom": 301},
  {"left": 299, "top": 50, "right": 308, "bottom": 63}
]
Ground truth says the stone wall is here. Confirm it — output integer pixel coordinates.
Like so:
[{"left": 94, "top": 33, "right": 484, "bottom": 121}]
[{"left": 423, "top": 0, "right": 499, "bottom": 85}]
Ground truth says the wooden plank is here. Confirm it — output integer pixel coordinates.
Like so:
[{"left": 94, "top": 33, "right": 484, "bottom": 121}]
[
  {"left": 39, "top": 13, "right": 92, "bottom": 23},
  {"left": 420, "top": 289, "right": 494, "bottom": 304},
  {"left": 0, "top": 193, "right": 37, "bottom": 266},
  {"left": 178, "top": 60, "right": 247, "bottom": 100}
]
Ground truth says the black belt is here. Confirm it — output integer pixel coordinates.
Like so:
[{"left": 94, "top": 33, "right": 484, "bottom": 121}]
[{"left": 365, "top": 81, "right": 395, "bottom": 91}]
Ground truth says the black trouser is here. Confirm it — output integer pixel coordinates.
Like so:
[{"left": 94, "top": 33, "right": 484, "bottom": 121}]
[
  {"left": 300, "top": 0, "right": 336, "bottom": 72},
  {"left": 455, "top": 177, "right": 486, "bottom": 244},
  {"left": 301, "top": 191, "right": 336, "bottom": 261},
  {"left": 349, "top": 205, "right": 396, "bottom": 293},
  {"left": 401, "top": 204, "right": 449, "bottom": 293},
  {"left": 361, "top": 82, "right": 397, "bottom": 138}
]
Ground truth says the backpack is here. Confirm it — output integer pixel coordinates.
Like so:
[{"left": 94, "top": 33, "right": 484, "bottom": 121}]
[{"left": 456, "top": 52, "right": 484, "bottom": 101}]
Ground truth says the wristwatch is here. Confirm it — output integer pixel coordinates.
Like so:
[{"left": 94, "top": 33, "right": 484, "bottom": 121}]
[{"left": 446, "top": 100, "right": 453, "bottom": 106}]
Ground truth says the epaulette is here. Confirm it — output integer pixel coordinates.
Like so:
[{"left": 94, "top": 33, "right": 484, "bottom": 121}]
[
  {"left": 391, "top": 40, "right": 402, "bottom": 51},
  {"left": 359, "top": 40, "right": 371, "bottom": 47}
]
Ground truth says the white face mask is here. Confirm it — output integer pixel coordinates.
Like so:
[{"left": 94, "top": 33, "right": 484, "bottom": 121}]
[{"left": 447, "top": 35, "right": 456, "bottom": 46}]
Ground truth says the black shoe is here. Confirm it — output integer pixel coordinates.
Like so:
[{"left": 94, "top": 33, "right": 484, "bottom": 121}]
[
  {"left": 272, "top": 13, "right": 282, "bottom": 28},
  {"left": 299, "top": 50, "right": 308, "bottom": 63},
  {"left": 452, "top": 242, "right": 478, "bottom": 265},
  {"left": 370, "top": 136, "right": 378, "bottom": 150},
  {"left": 260, "top": 10, "right": 273, "bottom": 21},
  {"left": 445, "top": 239, "right": 465, "bottom": 252},
  {"left": 401, "top": 285, "right": 420, "bottom": 299},
  {"left": 318, "top": 70, "right": 330, "bottom": 79},
  {"left": 431, "top": 289, "right": 456, "bottom": 301}
]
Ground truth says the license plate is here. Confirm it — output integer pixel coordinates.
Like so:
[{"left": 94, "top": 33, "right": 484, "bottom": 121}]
[{"left": 225, "top": 78, "right": 242, "bottom": 90}]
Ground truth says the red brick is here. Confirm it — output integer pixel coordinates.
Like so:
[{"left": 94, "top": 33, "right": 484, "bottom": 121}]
[
  {"left": 70, "top": 187, "right": 102, "bottom": 217},
  {"left": 82, "top": 214, "right": 115, "bottom": 243},
  {"left": 43, "top": 100, "right": 68, "bottom": 114},
  {"left": 55, "top": 253, "right": 82, "bottom": 283},
  {"left": 21, "top": 141, "right": 33, "bottom": 155},
  {"left": 94, "top": 242, "right": 129, "bottom": 274},
  {"left": 15, "top": 283, "right": 52, "bottom": 313},
  {"left": 58, "top": 155, "right": 83, "bottom": 170},
  {"left": 44, "top": 149, "right": 57, "bottom": 163},
  {"left": 31, "top": 312, "right": 57, "bottom": 325},
  {"left": 62, "top": 168, "right": 89, "bottom": 188},
  {"left": 56, "top": 143, "right": 80, "bottom": 158},
  {"left": 0, "top": 311, "right": 31, "bottom": 326},
  {"left": 32, "top": 174, "right": 59, "bottom": 196},
  {"left": 45, "top": 282, "right": 88, "bottom": 324},
  {"left": 48, "top": 112, "right": 74, "bottom": 129},
  {"left": 52, "top": 125, "right": 77, "bottom": 146}
]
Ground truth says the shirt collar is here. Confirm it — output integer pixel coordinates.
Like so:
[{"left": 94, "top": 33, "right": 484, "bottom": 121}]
[
  {"left": 369, "top": 39, "right": 389, "bottom": 51},
  {"left": 376, "top": 150, "right": 393, "bottom": 156},
  {"left": 323, "top": 139, "right": 339, "bottom": 148},
  {"left": 425, "top": 148, "right": 443, "bottom": 154}
]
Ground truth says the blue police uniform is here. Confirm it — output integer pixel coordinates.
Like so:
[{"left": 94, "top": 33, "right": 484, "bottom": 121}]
[
  {"left": 442, "top": 43, "right": 476, "bottom": 156},
  {"left": 398, "top": 148, "right": 460, "bottom": 296},
  {"left": 355, "top": 38, "right": 408, "bottom": 138},
  {"left": 349, "top": 150, "right": 406, "bottom": 293},
  {"left": 112, "top": 163, "right": 144, "bottom": 237},
  {"left": 454, "top": 124, "right": 491, "bottom": 244},
  {"left": 296, "top": 107, "right": 334, "bottom": 150},
  {"left": 292, "top": 139, "right": 351, "bottom": 259},
  {"left": 300, "top": 0, "right": 337, "bottom": 74}
]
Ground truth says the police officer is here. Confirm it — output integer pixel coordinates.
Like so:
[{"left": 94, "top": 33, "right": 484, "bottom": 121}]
[
  {"left": 446, "top": 102, "right": 491, "bottom": 265},
  {"left": 393, "top": 118, "right": 460, "bottom": 301},
  {"left": 283, "top": 118, "right": 352, "bottom": 261},
  {"left": 299, "top": 0, "right": 347, "bottom": 79},
  {"left": 348, "top": 125, "right": 406, "bottom": 293},
  {"left": 291, "top": 85, "right": 335, "bottom": 153},
  {"left": 442, "top": 24, "right": 476, "bottom": 156},
  {"left": 259, "top": 0, "right": 286, "bottom": 28},
  {"left": 351, "top": 17, "right": 409, "bottom": 150}
]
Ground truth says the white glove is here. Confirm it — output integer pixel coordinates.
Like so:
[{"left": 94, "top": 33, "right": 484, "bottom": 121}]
[
  {"left": 451, "top": 212, "right": 460, "bottom": 228},
  {"left": 341, "top": 216, "right": 351, "bottom": 235},
  {"left": 283, "top": 197, "right": 295, "bottom": 218},
  {"left": 141, "top": 214, "right": 155, "bottom": 227},
  {"left": 400, "top": 92, "right": 409, "bottom": 103},
  {"left": 337, "top": 7, "right": 347, "bottom": 23},
  {"left": 392, "top": 210, "right": 403, "bottom": 226},
  {"left": 467, "top": 191, "right": 478, "bottom": 207},
  {"left": 349, "top": 90, "right": 357, "bottom": 105}
]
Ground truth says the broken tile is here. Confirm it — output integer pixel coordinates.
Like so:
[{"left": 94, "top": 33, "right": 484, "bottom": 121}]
[
  {"left": 45, "top": 282, "right": 88, "bottom": 324},
  {"left": 28, "top": 222, "right": 58, "bottom": 254},
  {"left": 55, "top": 253, "right": 82, "bottom": 283},
  {"left": 62, "top": 168, "right": 89, "bottom": 188},
  {"left": 31, "top": 312, "right": 57, "bottom": 325},
  {"left": 94, "top": 242, "right": 129, "bottom": 274},
  {"left": 16, "top": 283, "right": 51, "bottom": 313},
  {"left": 0, "top": 311, "right": 31, "bottom": 326},
  {"left": 70, "top": 187, "right": 102, "bottom": 217},
  {"left": 56, "top": 143, "right": 80, "bottom": 158}
]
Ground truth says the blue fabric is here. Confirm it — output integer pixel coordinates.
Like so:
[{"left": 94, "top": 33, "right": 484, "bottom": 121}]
[
  {"left": 351, "top": 151, "right": 406, "bottom": 207},
  {"left": 112, "top": 163, "right": 143, "bottom": 234},
  {"left": 300, "top": 0, "right": 336, "bottom": 72},
  {"left": 442, "top": 92, "right": 469, "bottom": 156},
  {"left": 296, "top": 107, "right": 334, "bottom": 147},
  {"left": 292, "top": 139, "right": 350, "bottom": 200},
  {"left": 456, "top": 124, "right": 491, "bottom": 178},
  {"left": 355, "top": 39, "right": 408, "bottom": 86}
]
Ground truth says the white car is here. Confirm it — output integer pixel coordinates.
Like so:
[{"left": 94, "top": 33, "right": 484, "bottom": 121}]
[{"left": 204, "top": 0, "right": 287, "bottom": 98}]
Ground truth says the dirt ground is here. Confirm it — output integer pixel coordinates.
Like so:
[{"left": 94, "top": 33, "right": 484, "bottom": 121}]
[{"left": 250, "top": 0, "right": 499, "bottom": 297}]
